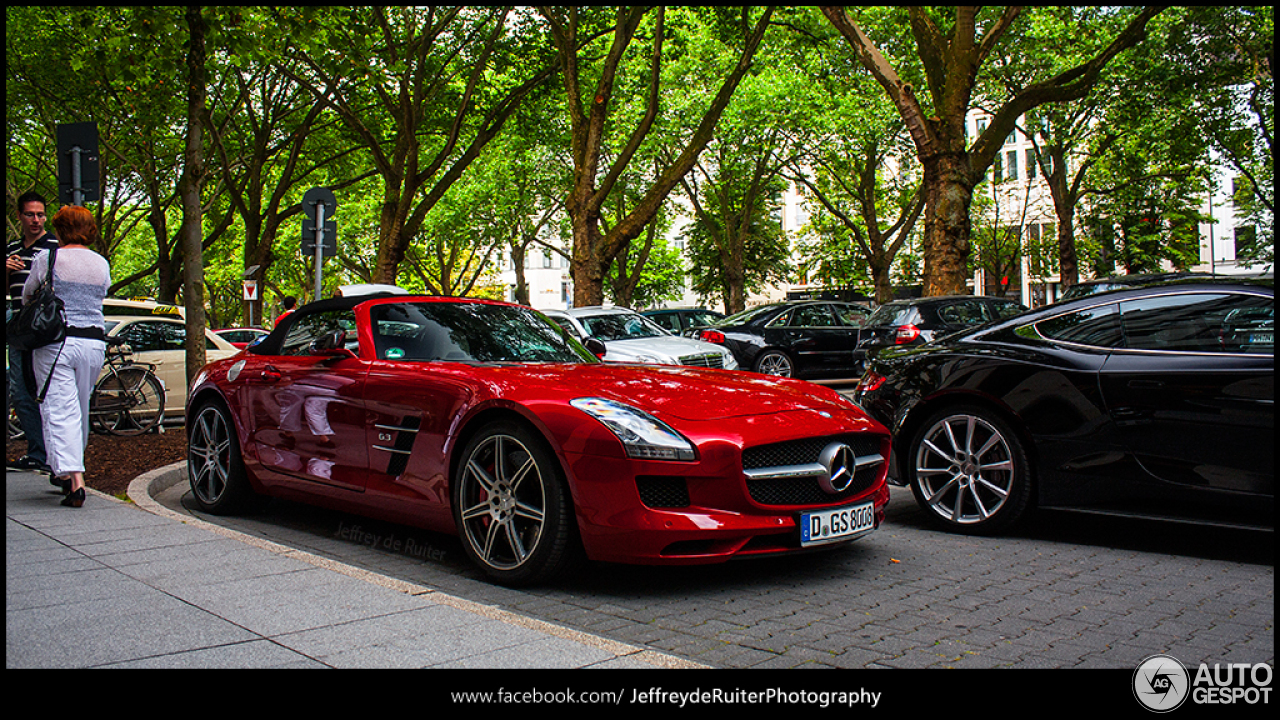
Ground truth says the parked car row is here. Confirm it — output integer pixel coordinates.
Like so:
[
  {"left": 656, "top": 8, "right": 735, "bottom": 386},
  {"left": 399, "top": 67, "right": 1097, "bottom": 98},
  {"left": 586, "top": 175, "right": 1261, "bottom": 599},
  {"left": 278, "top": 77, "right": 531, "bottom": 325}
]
[{"left": 164, "top": 274, "right": 1269, "bottom": 587}]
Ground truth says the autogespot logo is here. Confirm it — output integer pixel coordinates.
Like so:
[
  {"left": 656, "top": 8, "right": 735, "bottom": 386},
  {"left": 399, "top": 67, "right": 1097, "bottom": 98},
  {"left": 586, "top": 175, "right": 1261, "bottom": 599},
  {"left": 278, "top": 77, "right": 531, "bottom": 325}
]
[{"left": 1134, "top": 654, "right": 1190, "bottom": 712}]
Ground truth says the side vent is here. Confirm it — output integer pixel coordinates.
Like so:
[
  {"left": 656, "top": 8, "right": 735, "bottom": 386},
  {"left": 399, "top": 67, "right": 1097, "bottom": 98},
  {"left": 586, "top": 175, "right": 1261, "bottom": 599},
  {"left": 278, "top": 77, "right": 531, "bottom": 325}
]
[{"left": 373, "top": 416, "right": 422, "bottom": 477}]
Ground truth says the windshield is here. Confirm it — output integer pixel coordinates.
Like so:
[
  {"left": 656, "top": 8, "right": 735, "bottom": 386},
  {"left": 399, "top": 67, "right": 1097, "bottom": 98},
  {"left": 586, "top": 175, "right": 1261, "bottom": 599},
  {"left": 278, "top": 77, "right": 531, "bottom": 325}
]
[
  {"left": 714, "top": 304, "right": 784, "bottom": 326},
  {"left": 865, "top": 303, "right": 918, "bottom": 326},
  {"left": 578, "top": 312, "right": 669, "bottom": 340},
  {"left": 371, "top": 302, "right": 597, "bottom": 363}
]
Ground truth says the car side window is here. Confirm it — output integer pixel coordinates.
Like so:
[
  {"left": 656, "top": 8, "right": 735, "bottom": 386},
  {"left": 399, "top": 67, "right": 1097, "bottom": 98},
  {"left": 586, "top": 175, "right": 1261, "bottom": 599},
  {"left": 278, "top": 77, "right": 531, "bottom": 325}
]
[
  {"left": 938, "top": 301, "right": 991, "bottom": 326},
  {"left": 790, "top": 305, "right": 837, "bottom": 327},
  {"left": 118, "top": 321, "right": 189, "bottom": 352},
  {"left": 834, "top": 305, "right": 868, "bottom": 326},
  {"left": 992, "top": 301, "right": 1025, "bottom": 319},
  {"left": 281, "top": 310, "right": 360, "bottom": 356},
  {"left": 649, "top": 314, "right": 679, "bottom": 332},
  {"left": 1121, "top": 293, "right": 1274, "bottom": 354},
  {"left": 1022, "top": 304, "right": 1124, "bottom": 348}
]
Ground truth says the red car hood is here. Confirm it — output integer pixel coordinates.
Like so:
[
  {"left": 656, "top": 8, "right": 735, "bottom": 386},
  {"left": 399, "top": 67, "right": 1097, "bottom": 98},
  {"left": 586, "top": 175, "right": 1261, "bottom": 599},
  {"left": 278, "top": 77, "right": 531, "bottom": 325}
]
[{"left": 488, "top": 363, "right": 853, "bottom": 422}]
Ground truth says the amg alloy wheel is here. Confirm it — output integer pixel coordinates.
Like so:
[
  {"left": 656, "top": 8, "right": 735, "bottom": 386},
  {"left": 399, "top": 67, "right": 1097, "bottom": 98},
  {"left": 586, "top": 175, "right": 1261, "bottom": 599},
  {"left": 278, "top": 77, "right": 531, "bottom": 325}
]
[
  {"left": 188, "top": 401, "right": 259, "bottom": 514},
  {"left": 909, "top": 406, "right": 1031, "bottom": 534},
  {"left": 453, "top": 422, "right": 578, "bottom": 585}
]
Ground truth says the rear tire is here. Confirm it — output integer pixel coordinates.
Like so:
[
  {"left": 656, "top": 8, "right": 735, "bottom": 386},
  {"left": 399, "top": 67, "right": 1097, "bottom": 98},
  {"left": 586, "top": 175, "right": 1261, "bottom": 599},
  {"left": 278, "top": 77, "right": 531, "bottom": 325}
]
[
  {"left": 188, "top": 401, "right": 261, "bottom": 514},
  {"left": 754, "top": 349, "right": 794, "bottom": 377}
]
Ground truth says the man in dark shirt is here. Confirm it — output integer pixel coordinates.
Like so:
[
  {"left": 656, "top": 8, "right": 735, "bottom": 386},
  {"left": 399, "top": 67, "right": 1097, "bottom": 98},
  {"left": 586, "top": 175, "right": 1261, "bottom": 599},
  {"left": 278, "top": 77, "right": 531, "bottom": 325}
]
[{"left": 6, "top": 191, "right": 59, "bottom": 473}]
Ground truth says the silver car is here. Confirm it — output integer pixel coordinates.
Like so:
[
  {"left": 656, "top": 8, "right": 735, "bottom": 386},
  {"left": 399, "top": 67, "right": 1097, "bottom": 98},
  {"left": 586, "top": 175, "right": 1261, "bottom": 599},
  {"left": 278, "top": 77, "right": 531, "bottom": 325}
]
[{"left": 543, "top": 306, "right": 739, "bottom": 370}]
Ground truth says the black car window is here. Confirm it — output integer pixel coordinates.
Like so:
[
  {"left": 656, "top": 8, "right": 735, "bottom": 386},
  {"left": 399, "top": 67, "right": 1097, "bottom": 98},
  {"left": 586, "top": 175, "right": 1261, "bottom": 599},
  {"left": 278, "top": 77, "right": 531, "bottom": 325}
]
[
  {"left": 833, "top": 304, "right": 869, "bottom": 326},
  {"left": 648, "top": 314, "right": 679, "bottom": 332},
  {"left": 1120, "top": 293, "right": 1274, "bottom": 354},
  {"left": 281, "top": 309, "right": 360, "bottom": 356},
  {"left": 938, "top": 301, "right": 991, "bottom": 326},
  {"left": 865, "top": 303, "right": 918, "bottom": 327},
  {"left": 790, "top": 305, "right": 837, "bottom": 327},
  {"left": 117, "top": 321, "right": 182, "bottom": 353},
  {"left": 581, "top": 313, "right": 666, "bottom": 340},
  {"left": 117, "top": 320, "right": 220, "bottom": 352},
  {"left": 372, "top": 302, "right": 595, "bottom": 363},
  {"left": 991, "top": 301, "right": 1026, "bottom": 319},
  {"left": 1023, "top": 304, "right": 1124, "bottom": 348}
]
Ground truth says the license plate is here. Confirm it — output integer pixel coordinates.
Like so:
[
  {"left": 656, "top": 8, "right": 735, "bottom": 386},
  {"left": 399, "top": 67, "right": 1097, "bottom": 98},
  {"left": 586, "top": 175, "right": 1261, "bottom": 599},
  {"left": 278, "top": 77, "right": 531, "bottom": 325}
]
[
  {"left": 1250, "top": 333, "right": 1273, "bottom": 345},
  {"left": 800, "top": 501, "right": 876, "bottom": 547}
]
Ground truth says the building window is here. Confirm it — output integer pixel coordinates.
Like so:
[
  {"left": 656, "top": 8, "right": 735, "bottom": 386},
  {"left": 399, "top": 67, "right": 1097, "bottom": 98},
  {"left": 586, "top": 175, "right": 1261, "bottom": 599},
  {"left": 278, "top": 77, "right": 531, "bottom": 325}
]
[
  {"left": 1005, "top": 150, "right": 1019, "bottom": 181},
  {"left": 1025, "top": 149, "right": 1038, "bottom": 180}
]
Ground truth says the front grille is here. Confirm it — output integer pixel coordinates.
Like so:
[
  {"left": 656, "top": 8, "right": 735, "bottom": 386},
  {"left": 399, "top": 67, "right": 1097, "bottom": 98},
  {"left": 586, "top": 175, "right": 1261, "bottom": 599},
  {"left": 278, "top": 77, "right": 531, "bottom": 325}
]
[
  {"left": 743, "top": 435, "right": 883, "bottom": 507},
  {"left": 636, "top": 476, "right": 690, "bottom": 508},
  {"left": 679, "top": 353, "right": 725, "bottom": 369}
]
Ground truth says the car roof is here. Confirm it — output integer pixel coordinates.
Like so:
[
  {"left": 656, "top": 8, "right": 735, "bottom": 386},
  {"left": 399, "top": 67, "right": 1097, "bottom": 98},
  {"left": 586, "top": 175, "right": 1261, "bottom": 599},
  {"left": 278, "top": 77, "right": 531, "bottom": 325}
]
[
  {"left": 103, "top": 298, "right": 185, "bottom": 318},
  {"left": 563, "top": 306, "right": 640, "bottom": 317},
  {"left": 964, "top": 277, "right": 1274, "bottom": 340}
]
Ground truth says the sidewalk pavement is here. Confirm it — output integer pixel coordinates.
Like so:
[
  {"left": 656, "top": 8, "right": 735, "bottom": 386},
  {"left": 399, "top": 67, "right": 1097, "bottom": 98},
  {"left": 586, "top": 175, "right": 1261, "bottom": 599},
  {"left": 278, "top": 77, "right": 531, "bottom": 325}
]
[{"left": 6, "top": 462, "right": 703, "bottom": 669}]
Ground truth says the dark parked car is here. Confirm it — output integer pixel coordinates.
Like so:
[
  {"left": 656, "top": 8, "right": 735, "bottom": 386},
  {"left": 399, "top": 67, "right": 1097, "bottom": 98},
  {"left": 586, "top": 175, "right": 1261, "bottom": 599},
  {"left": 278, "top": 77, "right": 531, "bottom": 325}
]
[
  {"left": 690, "top": 301, "right": 871, "bottom": 379},
  {"left": 859, "top": 295, "right": 1027, "bottom": 357},
  {"left": 854, "top": 277, "right": 1273, "bottom": 534},
  {"left": 641, "top": 307, "right": 725, "bottom": 334}
]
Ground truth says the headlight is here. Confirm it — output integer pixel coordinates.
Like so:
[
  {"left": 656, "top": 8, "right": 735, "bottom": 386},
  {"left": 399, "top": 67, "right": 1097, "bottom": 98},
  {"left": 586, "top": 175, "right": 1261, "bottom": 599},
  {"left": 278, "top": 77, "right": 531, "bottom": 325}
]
[{"left": 571, "top": 397, "right": 696, "bottom": 461}]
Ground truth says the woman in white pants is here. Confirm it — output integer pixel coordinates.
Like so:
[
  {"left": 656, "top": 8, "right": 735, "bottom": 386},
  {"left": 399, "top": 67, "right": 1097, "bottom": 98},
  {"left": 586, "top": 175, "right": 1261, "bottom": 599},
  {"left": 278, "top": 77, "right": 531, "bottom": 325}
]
[{"left": 24, "top": 206, "right": 110, "bottom": 508}]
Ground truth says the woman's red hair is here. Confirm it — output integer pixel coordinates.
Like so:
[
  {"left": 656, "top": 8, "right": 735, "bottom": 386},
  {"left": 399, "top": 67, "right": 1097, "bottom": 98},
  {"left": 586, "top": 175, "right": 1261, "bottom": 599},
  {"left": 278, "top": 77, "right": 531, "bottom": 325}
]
[{"left": 51, "top": 205, "right": 100, "bottom": 247}]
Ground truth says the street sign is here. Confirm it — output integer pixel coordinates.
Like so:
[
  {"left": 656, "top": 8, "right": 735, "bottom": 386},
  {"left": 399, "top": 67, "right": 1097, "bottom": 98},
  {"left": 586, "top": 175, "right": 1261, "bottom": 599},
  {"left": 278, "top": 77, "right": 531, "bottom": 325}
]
[
  {"left": 300, "top": 187, "right": 339, "bottom": 299},
  {"left": 301, "top": 218, "right": 337, "bottom": 257},
  {"left": 242, "top": 279, "right": 258, "bottom": 301},
  {"left": 57, "top": 122, "right": 100, "bottom": 205}
]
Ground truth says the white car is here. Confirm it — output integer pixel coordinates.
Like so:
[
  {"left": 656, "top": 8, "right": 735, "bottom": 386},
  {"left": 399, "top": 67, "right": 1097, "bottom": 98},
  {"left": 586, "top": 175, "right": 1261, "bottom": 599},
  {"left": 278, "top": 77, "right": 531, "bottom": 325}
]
[
  {"left": 103, "top": 299, "right": 240, "bottom": 417},
  {"left": 542, "top": 306, "right": 739, "bottom": 370}
]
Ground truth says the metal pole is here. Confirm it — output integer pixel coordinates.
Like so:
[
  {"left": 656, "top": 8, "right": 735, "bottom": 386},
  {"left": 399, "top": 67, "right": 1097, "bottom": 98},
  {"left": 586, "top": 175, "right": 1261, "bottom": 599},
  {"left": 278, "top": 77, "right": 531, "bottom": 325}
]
[
  {"left": 70, "top": 146, "right": 84, "bottom": 206},
  {"left": 313, "top": 202, "right": 326, "bottom": 300}
]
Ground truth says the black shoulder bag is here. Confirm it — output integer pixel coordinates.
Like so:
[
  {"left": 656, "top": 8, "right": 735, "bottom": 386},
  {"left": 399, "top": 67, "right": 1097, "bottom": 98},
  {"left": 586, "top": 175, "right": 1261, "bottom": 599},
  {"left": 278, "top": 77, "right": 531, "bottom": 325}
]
[
  {"left": 7, "top": 246, "right": 67, "bottom": 402},
  {"left": 7, "top": 245, "right": 65, "bottom": 351}
]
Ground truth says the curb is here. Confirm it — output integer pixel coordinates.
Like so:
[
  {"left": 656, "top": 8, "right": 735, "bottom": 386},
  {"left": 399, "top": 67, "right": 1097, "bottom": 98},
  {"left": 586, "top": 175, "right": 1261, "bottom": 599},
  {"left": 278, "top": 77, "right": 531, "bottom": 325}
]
[{"left": 127, "top": 462, "right": 705, "bottom": 669}]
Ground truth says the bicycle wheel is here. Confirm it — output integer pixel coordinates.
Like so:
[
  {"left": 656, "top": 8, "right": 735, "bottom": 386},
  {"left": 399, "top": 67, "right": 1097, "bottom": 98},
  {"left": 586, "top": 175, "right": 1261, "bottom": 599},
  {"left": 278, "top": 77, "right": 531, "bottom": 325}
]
[{"left": 91, "top": 366, "right": 165, "bottom": 436}]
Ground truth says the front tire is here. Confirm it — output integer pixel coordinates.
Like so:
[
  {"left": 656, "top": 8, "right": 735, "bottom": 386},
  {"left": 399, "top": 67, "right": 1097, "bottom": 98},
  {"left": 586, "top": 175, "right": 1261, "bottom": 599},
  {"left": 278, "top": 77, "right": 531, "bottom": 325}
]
[
  {"left": 188, "top": 401, "right": 260, "bottom": 514},
  {"left": 907, "top": 406, "right": 1032, "bottom": 534},
  {"left": 453, "top": 422, "right": 579, "bottom": 585}
]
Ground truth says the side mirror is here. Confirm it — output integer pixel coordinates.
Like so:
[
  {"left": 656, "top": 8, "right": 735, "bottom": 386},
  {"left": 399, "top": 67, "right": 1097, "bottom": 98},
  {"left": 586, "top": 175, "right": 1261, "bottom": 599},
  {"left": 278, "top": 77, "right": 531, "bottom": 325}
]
[
  {"left": 309, "top": 329, "right": 356, "bottom": 360},
  {"left": 584, "top": 337, "right": 607, "bottom": 359}
]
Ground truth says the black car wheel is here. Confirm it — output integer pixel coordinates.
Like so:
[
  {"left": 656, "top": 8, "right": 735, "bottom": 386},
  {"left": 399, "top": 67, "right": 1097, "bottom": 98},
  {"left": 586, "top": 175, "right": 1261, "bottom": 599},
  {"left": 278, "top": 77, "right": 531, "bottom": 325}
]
[
  {"left": 188, "top": 401, "right": 259, "bottom": 514},
  {"left": 754, "top": 349, "right": 794, "bottom": 377},
  {"left": 453, "top": 421, "right": 580, "bottom": 585},
  {"left": 907, "top": 406, "right": 1032, "bottom": 534}
]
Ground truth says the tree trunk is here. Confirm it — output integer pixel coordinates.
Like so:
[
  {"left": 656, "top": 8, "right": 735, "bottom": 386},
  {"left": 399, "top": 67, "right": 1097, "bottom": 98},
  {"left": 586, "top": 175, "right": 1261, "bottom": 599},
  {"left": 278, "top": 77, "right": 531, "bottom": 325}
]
[
  {"left": 179, "top": 5, "right": 208, "bottom": 386},
  {"left": 921, "top": 152, "right": 975, "bottom": 296}
]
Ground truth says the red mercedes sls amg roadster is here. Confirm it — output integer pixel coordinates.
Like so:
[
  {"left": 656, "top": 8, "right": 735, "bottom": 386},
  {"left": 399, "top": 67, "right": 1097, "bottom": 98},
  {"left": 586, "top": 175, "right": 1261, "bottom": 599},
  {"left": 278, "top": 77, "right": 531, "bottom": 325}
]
[{"left": 186, "top": 294, "right": 890, "bottom": 584}]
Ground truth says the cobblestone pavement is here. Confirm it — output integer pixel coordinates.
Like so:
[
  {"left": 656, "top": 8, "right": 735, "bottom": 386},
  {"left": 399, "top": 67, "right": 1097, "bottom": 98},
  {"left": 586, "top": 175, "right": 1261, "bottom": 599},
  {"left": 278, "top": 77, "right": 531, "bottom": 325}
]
[{"left": 154, "top": 479, "right": 1273, "bottom": 670}]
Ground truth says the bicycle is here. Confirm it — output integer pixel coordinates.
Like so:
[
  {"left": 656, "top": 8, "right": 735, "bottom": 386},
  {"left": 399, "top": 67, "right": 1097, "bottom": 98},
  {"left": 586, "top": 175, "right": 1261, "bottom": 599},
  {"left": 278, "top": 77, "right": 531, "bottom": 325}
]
[{"left": 89, "top": 336, "right": 165, "bottom": 436}]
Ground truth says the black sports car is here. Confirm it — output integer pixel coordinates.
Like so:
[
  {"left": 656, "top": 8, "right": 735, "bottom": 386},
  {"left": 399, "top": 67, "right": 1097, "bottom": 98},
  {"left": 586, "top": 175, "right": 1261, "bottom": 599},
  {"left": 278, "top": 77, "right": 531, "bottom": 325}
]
[
  {"left": 690, "top": 301, "right": 871, "bottom": 379},
  {"left": 854, "top": 277, "right": 1273, "bottom": 534}
]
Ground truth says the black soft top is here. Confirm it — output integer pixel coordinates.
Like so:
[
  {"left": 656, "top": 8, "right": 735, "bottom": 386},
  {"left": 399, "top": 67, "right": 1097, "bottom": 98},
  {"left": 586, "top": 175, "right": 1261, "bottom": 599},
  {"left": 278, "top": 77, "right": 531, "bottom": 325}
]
[{"left": 248, "top": 292, "right": 401, "bottom": 355}]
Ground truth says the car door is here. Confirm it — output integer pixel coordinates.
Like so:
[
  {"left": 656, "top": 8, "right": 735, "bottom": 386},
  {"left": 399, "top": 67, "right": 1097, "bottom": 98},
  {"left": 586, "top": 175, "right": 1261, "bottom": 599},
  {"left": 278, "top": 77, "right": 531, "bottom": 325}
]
[
  {"left": 1098, "top": 291, "right": 1274, "bottom": 518},
  {"left": 241, "top": 309, "right": 370, "bottom": 494},
  {"left": 781, "top": 304, "right": 858, "bottom": 376}
]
